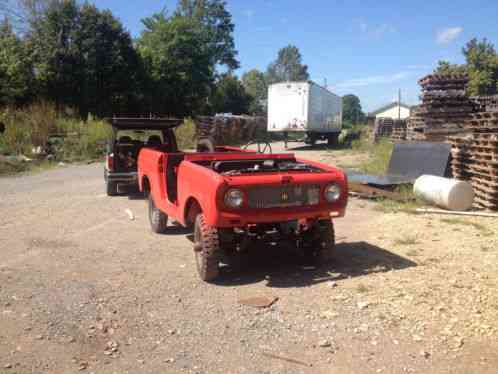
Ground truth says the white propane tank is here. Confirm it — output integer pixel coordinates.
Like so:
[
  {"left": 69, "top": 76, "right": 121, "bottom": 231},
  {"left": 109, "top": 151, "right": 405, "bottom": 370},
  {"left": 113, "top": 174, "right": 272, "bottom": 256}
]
[{"left": 413, "top": 175, "right": 474, "bottom": 211}]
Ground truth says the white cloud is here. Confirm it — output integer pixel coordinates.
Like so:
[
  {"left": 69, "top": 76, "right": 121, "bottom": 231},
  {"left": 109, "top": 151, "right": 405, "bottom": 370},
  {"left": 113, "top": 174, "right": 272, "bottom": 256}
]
[
  {"left": 335, "top": 72, "right": 412, "bottom": 89},
  {"left": 436, "top": 27, "right": 463, "bottom": 44},
  {"left": 354, "top": 19, "right": 396, "bottom": 38}
]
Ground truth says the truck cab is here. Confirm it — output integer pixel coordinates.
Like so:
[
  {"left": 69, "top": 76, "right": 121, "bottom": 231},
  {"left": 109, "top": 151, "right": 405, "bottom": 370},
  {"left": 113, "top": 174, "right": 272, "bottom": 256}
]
[{"left": 104, "top": 118, "right": 182, "bottom": 195}]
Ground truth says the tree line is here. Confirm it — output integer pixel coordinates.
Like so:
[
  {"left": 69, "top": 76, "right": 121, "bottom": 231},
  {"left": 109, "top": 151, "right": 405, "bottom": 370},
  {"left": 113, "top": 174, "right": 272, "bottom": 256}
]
[{"left": 0, "top": 0, "right": 315, "bottom": 119}]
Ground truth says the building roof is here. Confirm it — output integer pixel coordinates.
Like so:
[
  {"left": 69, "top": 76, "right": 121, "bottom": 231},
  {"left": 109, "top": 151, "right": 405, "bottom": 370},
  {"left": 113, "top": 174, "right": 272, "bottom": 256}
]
[{"left": 369, "top": 102, "right": 412, "bottom": 116}]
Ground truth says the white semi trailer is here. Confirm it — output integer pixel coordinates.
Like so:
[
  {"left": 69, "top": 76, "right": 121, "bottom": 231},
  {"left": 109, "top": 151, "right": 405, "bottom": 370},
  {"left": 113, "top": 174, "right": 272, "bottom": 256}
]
[{"left": 267, "top": 81, "right": 342, "bottom": 146}]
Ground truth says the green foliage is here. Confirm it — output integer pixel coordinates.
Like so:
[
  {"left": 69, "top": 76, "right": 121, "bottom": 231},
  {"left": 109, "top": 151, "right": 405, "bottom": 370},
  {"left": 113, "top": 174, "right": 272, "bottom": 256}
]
[
  {"left": 137, "top": 12, "right": 214, "bottom": 117},
  {"left": 266, "top": 45, "right": 309, "bottom": 84},
  {"left": 174, "top": 118, "right": 196, "bottom": 150},
  {"left": 27, "top": 1, "right": 141, "bottom": 118},
  {"left": 0, "top": 103, "right": 111, "bottom": 160},
  {"left": 352, "top": 137, "right": 393, "bottom": 175},
  {"left": 434, "top": 61, "right": 468, "bottom": 76},
  {"left": 175, "top": 0, "right": 239, "bottom": 70},
  {"left": 56, "top": 117, "right": 112, "bottom": 161},
  {"left": 342, "top": 94, "right": 365, "bottom": 125},
  {"left": 0, "top": 19, "right": 33, "bottom": 105},
  {"left": 463, "top": 38, "right": 498, "bottom": 96},
  {"left": 210, "top": 74, "right": 251, "bottom": 114},
  {"left": 434, "top": 38, "right": 498, "bottom": 96},
  {"left": 241, "top": 69, "right": 267, "bottom": 114}
]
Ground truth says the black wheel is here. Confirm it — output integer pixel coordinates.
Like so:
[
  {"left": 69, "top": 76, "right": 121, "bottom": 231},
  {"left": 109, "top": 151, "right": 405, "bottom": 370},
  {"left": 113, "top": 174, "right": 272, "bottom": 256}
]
[
  {"left": 327, "top": 133, "right": 339, "bottom": 147},
  {"left": 301, "top": 220, "right": 335, "bottom": 264},
  {"left": 106, "top": 181, "right": 118, "bottom": 196},
  {"left": 148, "top": 194, "right": 168, "bottom": 233},
  {"left": 193, "top": 214, "right": 221, "bottom": 282}
]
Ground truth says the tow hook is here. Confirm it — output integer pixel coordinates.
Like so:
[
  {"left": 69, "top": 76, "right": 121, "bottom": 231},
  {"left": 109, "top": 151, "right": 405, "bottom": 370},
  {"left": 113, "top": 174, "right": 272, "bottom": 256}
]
[{"left": 193, "top": 243, "right": 203, "bottom": 252}]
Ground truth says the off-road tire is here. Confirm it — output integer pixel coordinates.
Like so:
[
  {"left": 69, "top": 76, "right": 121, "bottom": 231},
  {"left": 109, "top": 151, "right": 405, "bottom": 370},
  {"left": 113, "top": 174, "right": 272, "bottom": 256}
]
[
  {"left": 106, "top": 181, "right": 118, "bottom": 196},
  {"left": 315, "top": 220, "right": 336, "bottom": 263},
  {"left": 302, "top": 220, "right": 335, "bottom": 264},
  {"left": 194, "top": 214, "right": 221, "bottom": 282},
  {"left": 148, "top": 194, "right": 168, "bottom": 233}
]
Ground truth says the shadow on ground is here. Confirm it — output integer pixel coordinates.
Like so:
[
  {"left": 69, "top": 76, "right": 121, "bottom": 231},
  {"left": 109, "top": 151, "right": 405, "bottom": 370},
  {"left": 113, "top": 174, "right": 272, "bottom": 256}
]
[{"left": 215, "top": 241, "right": 417, "bottom": 288}]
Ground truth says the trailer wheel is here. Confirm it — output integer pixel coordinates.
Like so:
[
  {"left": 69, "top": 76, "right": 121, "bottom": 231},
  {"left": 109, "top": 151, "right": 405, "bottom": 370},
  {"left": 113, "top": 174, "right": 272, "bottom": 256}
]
[
  {"left": 327, "top": 133, "right": 339, "bottom": 147},
  {"left": 148, "top": 194, "right": 168, "bottom": 233},
  {"left": 193, "top": 214, "right": 221, "bottom": 282},
  {"left": 106, "top": 181, "right": 118, "bottom": 196}
]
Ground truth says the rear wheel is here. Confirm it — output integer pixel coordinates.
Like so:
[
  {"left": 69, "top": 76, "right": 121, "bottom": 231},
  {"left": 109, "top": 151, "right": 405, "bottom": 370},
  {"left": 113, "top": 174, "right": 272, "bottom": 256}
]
[
  {"left": 193, "top": 214, "right": 221, "bottom": 282},
  {"left": 148, "top": 194, "right": 168, "bottom": 233},
  {"left": 106, "top": 181, "right": 118, "bottom": 196},
  {"left": 327, "top": 133, "right": 339, "bottom": 147}
]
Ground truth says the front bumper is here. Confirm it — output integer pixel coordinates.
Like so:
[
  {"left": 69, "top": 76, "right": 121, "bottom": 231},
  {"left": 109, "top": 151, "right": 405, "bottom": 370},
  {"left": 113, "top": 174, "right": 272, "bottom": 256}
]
[
  {"left": 106, "top": 171, "right": 138, "bottom": 184},
  {"left": 215, "top": 206, "right": 346, "bottom": 228}
]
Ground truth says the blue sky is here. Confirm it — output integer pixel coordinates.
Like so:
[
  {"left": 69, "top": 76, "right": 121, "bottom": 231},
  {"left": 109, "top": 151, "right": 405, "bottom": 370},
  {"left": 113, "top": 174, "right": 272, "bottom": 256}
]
[{"left": 92, "top": 0, "right": 498, "bottom": 112}]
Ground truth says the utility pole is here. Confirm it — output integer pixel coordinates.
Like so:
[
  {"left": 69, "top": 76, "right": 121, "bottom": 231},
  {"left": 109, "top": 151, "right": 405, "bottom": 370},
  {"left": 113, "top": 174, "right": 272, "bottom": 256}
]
[{"left": 398, "top": 88, "right": 402, "bottom": 120}]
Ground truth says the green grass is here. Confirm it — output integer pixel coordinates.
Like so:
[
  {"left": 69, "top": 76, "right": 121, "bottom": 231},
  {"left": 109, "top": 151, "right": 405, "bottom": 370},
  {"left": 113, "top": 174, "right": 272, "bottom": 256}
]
[{"left": 352, "top": 137, "right": 394, "bottom": 175}]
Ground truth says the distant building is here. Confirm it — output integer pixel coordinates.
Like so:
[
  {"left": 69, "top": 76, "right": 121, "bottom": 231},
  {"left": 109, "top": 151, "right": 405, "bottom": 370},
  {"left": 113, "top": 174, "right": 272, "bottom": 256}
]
[{"left": 369, "top": 102, "right": 412, "bottom": 120}]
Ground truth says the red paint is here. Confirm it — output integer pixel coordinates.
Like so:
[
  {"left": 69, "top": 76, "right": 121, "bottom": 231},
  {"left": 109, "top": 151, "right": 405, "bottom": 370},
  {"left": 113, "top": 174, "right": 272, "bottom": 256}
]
[{"left": 138, "top": 146, "right": 348, "bottom": 228}]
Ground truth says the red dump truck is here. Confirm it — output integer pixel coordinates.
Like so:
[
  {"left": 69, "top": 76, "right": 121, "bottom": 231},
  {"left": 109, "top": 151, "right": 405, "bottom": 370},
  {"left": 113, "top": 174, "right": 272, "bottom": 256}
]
[{"left": 136, "top": 119, "right": 348, "bottom": 281}]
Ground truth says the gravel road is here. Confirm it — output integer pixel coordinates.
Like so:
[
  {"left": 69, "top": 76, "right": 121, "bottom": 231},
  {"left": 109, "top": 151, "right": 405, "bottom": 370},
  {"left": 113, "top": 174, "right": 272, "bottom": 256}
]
[{"left": 0, "top": 144, "right": 497, "bottom": 373}]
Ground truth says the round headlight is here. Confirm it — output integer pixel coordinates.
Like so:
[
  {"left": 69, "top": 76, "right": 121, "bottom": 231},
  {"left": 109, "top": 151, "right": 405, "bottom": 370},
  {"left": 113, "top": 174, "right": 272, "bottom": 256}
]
[
  {"left": 224, "top": 188, "right": 244, "bottom": 208},
  {"left": 324, "top": 183, "right": 341, "bottom": 202}
]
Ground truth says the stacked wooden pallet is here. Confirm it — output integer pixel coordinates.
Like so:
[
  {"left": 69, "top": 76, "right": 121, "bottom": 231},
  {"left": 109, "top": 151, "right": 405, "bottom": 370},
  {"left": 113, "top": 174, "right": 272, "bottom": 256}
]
[
  {"left": 450, "top": 109, "right": 498, "bottom": 210},
  {"left": 470, "top": 95, "right": 498, "bottom": 112},
  {"left": 373, "top": 118, "right": 393, "bottom": 141},
  {"left": 408, "top": 74, "right": 475, "bottom": 141},
  {"left": 406, "top": 106, "right": 426, "bottom": 141},
  {"left": 195, "top": 115, "right": 266, "bottom": 145},
  {"left": 391, "top": 119, "right": 407, "bottom": 141}
]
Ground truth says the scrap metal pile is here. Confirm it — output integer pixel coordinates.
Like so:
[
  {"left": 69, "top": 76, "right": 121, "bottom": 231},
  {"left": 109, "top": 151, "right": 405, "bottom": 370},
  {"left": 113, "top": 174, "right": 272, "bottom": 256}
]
[
  {"left": 450, "top": 107, "right": 498, "bottom": 210},
  {"left": 195, "top": 115, "right": 266, "bottom": 145},
  {"left": 407, "top": 74, "right": 475, "bottom": 142}
]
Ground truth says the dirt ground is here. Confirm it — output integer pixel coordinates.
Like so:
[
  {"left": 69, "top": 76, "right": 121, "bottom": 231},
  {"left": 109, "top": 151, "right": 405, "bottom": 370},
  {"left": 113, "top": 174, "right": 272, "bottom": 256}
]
[{"left": 0, "top": 141, "right": 497, "bottom": 374}]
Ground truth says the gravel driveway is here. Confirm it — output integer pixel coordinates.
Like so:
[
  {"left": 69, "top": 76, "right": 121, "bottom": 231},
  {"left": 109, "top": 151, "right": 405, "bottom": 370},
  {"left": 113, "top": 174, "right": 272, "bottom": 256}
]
[{"left": 0, "top": 146, "right": 497, "bottom": 373}]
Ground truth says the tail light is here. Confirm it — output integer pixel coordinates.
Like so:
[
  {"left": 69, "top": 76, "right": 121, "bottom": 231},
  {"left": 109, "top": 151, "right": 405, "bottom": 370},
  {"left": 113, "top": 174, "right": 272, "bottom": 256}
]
[{"left": 107, "top": 153, "right": 114, "bottom": 170}]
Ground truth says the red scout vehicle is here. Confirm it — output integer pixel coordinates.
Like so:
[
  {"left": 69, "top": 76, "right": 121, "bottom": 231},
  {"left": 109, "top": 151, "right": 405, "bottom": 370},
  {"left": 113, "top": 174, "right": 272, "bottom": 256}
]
[{"left": 136, "top": 118, "right": 348, "bottom": 282}]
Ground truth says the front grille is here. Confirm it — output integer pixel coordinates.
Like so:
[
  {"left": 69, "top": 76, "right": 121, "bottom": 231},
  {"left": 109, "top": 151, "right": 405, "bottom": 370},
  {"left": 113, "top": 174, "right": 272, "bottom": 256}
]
[{"left": 247, "top": 184, "right": 320, "bottom": 209}]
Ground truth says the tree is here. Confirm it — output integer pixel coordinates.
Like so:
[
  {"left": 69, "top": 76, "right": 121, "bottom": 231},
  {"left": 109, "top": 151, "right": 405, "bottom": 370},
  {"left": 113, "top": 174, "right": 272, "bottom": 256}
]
[
  {"left": 137, "top": 12, "right": 215, "bottom": 117},
  {"left": 0, "top": 18, "right": 32, "bottom": 106},
  {"left": 434, "top": 61, "right": 467, "bottom": 76},
  {"left": 342, "top": 94, "right": 365, "bottom": 124},
  {"left": 266, "top": 45, "right": 309, "bottom": 84},
  {"left": 74, "top": 4, "right": 142, "bottom": 117},
  {"left": 241, "top": 69, "right": 267, "bottom": 113},
  {"left": 26, "top": 1, "right": 142, "bottom": 117},
  {"left": 434, "top": 38, "right": 498, "bottom": 96},
  {"left": 210, "top": 73, "right": 250, "bottom": 114},
  {"left": 463, "top": 38, "right": 498, "bottom": 95},
  {"left": 175, "top": 0, "right": 239, "bottom": 70}
]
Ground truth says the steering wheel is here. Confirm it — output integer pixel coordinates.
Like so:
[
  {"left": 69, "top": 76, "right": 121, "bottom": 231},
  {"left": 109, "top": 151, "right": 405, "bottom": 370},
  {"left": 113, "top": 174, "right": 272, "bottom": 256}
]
[{"left": 243, "top": 140, "right": 272, "bottom": 154}]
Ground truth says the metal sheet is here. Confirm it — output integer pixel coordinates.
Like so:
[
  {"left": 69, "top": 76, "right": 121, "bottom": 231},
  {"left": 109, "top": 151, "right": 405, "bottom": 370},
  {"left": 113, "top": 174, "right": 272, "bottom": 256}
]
[
  {"left": 347, "top": 142, "right": 451, "bottom": 187},
  {"left": 387, "top": 142, "right": 451, "bottom": 179}
]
